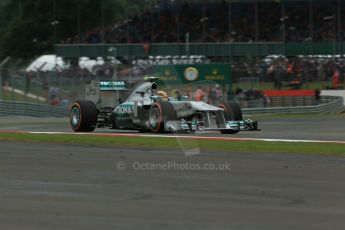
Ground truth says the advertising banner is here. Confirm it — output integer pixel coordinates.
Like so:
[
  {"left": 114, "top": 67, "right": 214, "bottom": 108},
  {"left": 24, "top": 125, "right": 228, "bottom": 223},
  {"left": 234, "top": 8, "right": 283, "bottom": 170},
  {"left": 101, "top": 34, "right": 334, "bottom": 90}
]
[{"left": 153, "top": 64, "right": 232, "bottom": 87}]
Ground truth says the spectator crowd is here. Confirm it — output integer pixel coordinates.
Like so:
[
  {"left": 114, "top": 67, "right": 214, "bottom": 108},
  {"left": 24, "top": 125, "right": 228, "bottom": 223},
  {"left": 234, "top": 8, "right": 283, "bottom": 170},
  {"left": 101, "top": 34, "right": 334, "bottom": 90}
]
[
  {"left": 61, "top": 0, "right": 344, "bottom": 45},
  {"left": 231, "top": 56, "right": 345, "bottom": 88}
]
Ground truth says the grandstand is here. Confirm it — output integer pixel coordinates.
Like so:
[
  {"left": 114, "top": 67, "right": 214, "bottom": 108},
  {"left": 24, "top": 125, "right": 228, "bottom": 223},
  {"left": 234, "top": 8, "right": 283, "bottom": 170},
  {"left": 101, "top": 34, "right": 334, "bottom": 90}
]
[
  {"left": 56, "top": 0, "right": 345, "bottom": 77},
  {"left": 55, "top": 0, "right": 345, "bottom": 86},
  {"left": 3, "top": 0, "right": 345, "bottom": 107},
  {"left": 60, "top": 0, "right": 344, "bottom": 44}
]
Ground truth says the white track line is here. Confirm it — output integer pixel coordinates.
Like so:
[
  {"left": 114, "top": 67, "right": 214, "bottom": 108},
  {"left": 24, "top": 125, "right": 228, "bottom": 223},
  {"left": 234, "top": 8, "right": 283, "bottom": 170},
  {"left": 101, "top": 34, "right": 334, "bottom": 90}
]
[{"left": 5, "top": 130, "right": 343, "bottom": 144}]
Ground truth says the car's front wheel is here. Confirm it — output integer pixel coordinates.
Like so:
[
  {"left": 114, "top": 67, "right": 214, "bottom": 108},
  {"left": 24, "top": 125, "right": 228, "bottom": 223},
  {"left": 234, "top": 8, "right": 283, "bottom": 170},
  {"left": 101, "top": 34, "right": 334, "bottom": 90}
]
[
  {"left": 219, "top": 101, "right": 243, "bottom": 134},
  {"left": 70, "top": 100, "right": 98, "bottom": 132},
  {"left": 149, "top": 102, "right": 176, "bottom": 133}
]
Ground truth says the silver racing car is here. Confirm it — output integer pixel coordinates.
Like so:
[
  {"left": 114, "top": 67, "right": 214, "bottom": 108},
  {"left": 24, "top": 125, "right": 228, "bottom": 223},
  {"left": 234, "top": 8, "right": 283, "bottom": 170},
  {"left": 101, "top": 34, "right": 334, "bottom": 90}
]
[{"left": 70, "top": 77, "right": 259, "bottom": 134}]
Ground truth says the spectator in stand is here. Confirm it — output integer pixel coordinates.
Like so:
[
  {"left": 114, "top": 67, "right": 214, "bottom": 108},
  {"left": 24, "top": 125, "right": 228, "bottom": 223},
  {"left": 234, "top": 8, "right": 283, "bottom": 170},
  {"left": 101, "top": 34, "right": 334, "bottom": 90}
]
[
  {"left": 48, "top": 86, "right": 61, "bottom": 106},
  {"left": 215, "top": 84, "right": 223, "bottom": 104},
  {"left": 185, "top": 85, "right": 193, "bottom": 98},
  {"left": 60, "top": 1, "right": 345, "bottom": 45},
  {"left": 194, "top": 86, "right": 205, "bottom": 101},
  {"left": 171, "top": 89, "right": 182, "bottom": 101},
  {"left": 332, "top": 69, "right": 340, "bottom": 89},
  {"left": 273, "top": 61, "right": 286, "bottom": 89},
  {"left": 207, "top": 86, "right": 216, "bottom": 104}
]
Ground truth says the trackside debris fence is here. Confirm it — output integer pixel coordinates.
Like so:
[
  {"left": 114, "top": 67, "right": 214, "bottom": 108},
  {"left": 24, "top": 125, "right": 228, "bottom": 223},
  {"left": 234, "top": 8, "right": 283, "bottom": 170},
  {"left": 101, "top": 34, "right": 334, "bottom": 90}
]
[{"left": 0, "top": 96, "right": 343, "bottom": 117}]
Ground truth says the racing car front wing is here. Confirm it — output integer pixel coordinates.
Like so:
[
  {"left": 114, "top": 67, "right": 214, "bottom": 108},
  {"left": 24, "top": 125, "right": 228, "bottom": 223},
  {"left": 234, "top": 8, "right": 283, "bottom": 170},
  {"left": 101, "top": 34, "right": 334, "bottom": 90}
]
[{"left": 165, "top": 119, "right": 260, "bottom": 133}]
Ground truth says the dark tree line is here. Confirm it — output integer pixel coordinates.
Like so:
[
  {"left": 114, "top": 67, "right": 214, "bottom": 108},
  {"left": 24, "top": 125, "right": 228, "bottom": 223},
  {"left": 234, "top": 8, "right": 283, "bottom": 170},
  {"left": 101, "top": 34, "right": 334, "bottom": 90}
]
[{"left": 0, "top": 0, "right": 148, "bottom": 59}]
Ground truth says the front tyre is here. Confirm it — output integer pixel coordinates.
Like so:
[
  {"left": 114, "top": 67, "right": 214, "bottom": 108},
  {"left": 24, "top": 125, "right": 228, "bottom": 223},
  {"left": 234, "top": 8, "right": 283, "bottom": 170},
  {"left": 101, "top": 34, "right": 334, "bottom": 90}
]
[
  {"left": 149, "top": 102, "right": 177, "bottom": 133},
  {"left": 219, "top": 101, "right": 243, "bottom": 134},
  {"left": 70, "top": 100, "right": 98, "bottom": 132}
]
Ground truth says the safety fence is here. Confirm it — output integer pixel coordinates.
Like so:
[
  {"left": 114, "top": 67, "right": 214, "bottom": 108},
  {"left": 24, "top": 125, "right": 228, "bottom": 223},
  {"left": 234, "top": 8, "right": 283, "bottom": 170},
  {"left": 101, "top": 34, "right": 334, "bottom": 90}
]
[
  {"left": 0, "top": 100, "right": 67, "bottom": 117},
  {"left": 243, "top": 96, "right": 344, "bottom": 115},
  {"left": 0, "top": 96, "right": 343, "bottom": 117}
]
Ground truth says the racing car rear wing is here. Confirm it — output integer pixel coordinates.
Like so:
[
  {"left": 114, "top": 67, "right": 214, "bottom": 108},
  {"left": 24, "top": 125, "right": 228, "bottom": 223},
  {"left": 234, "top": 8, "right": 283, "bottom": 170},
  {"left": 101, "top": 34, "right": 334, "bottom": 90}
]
[
  {"left": 99, "top": 81, "right": 128, "bottom": 91},
  {"left": 85, "top": 80, "right": 129, "bottom": 108}
]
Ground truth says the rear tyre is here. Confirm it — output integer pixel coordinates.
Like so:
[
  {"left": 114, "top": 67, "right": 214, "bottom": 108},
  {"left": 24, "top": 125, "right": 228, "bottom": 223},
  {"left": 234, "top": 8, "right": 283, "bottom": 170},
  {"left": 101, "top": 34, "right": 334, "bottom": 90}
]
[
  {"left": 70, "top": 100, "right": 98, "bottom": 132},
  {"left": 149, "top": 102, "right": 177, "bottom": 133},
  {"left": 219, "top": 101, "right": 242, "bottom": 134}
]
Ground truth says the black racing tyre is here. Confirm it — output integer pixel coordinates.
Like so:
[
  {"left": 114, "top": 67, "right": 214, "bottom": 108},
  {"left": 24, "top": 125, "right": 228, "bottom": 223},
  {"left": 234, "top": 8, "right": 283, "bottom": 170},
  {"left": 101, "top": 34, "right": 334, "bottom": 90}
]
[
  {"left": 219, "top": 101, "right": 243, "bottom": 134},
  {"left": 219, "top": 101, "right": 243, "bottom": 121},
  {"left": 149, "top": 102, "right": 177, "bottom": 133},
  {"left": 70, "top": 100, "right": 98, "bottom": 132}
]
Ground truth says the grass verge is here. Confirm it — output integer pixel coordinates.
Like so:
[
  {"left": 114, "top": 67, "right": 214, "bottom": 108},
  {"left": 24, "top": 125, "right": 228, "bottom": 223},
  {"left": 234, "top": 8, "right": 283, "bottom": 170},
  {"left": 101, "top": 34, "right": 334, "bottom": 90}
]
[
  {"left": 1, "top": 87, "right": 47, "bottom": 104},
  {"left": 0, "top": 133, "right": 344, "bottom": 155}
]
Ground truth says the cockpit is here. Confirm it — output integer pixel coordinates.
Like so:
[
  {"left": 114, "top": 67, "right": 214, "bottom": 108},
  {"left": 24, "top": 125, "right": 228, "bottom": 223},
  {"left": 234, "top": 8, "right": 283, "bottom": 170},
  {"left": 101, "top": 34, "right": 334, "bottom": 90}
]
[
  {"left": 125, "top": 82, "right": 157, "bottom": 102},
  {"left": 125, "top": 81, "right": 171, "bottom": 103}
]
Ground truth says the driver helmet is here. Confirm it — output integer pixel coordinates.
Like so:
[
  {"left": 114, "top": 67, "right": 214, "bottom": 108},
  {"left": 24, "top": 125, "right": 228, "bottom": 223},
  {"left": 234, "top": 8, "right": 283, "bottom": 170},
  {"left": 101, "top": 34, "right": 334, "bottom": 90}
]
[{"left": 157, "top": 90, "right": 168, "bottom": 97}]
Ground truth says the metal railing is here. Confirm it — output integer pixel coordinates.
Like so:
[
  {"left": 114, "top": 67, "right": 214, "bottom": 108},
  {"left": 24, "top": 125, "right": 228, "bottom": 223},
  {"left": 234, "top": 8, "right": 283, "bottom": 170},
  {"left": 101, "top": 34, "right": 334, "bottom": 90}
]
[
  {"left": 1, "top": 96, "right": 343, "bottom": 118},
  {"left": 243, "top": 96, "right": 344, "bottom": 115},
  {"left": 56, "top": 42, "right": 345, "bottom": 58},
  {"left": 0, "top": 100, "right": 67, "bottom": 117}
]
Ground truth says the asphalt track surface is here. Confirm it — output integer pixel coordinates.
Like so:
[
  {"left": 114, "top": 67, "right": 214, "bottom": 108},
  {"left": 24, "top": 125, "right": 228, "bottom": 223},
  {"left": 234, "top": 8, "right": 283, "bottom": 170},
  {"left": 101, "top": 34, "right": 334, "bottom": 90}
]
[
  {"left": 1, "top": 142, "right": 345, "bottom": 230},
  {"left": 0, "top": 114, "right": 345, "bottom": 141},
  {"left": 1, "top": 115, "right": 345, "bottom": 229}
]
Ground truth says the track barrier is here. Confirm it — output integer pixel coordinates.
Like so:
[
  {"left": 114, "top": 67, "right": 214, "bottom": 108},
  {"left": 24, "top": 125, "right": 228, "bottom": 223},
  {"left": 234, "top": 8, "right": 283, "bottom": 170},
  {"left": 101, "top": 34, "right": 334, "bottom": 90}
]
[{"left": 0, "top": 96, "right": 343, "bottom": 117}]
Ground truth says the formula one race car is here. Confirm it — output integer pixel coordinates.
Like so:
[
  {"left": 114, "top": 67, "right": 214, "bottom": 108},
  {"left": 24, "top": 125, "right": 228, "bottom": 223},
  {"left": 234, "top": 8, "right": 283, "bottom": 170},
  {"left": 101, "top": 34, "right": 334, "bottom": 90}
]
[{"left": 70, "top": 77, "right": 259, "bottom": 134}]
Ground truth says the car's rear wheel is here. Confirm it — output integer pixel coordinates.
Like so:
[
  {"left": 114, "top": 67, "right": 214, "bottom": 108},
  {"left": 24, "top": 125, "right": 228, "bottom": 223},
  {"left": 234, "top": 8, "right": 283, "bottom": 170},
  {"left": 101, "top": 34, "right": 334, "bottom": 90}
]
[
  {"left": 70, "top": 100, "right": 98, "bottom": 132},
  {"left": 219, "top": 101, "right": 242, "bottom": 134},
  {"left": 149, "top": 102, "right": 177, "bottom": 133}
]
